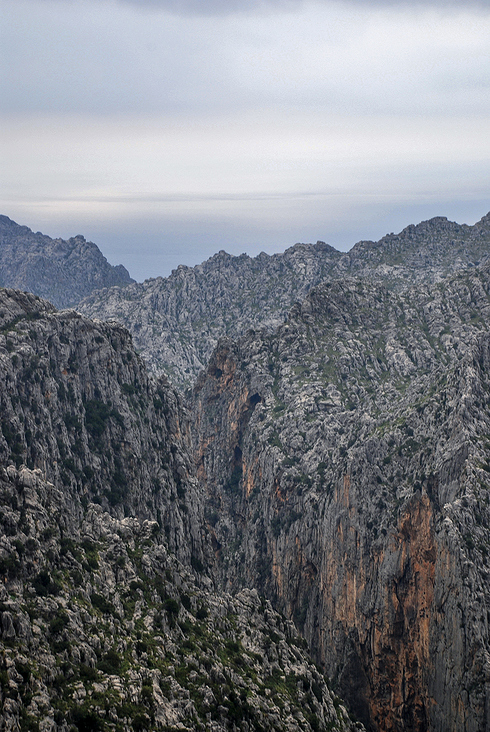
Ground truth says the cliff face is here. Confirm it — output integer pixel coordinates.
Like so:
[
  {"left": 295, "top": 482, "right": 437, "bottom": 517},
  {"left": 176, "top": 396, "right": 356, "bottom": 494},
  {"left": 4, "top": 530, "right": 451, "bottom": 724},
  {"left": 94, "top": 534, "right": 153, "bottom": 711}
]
[
  {"left": 192, "top": 270, "right": 490, "bottom": 732},
  {"left": 78, "top": 212, "right": 490, "bottom": 390},
  {"left": 0, "top": 288, "right": 204, "bottom": 567},
  {"left": 0, "top": 288, "right": 362, "bottom": 732},
  {"left": 0, "top": 216, "right": 133, "bottom": 309},
  {"left": 3, "top": 210, "right": 490, "bottom": 731},
  {"left": 0, "top": 464, "right": 362, "bottom": 732}
]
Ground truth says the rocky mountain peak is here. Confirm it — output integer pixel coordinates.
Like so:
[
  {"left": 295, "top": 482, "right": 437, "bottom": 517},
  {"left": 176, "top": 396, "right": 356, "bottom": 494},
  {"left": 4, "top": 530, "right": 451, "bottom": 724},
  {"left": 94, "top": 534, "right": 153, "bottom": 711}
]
[
  {"left": 0, "top": 216, "right": 134, "bottom": 309},
  {"left": 78, "top": 212, "right": 490, "bottom": 390}
]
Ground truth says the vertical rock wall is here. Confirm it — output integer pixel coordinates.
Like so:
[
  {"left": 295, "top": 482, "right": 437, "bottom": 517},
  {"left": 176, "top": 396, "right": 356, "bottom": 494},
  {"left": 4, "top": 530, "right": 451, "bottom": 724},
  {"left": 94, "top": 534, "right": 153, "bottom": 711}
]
[{"left": 192, "top": 273, "right": 490, "bottom": 731}]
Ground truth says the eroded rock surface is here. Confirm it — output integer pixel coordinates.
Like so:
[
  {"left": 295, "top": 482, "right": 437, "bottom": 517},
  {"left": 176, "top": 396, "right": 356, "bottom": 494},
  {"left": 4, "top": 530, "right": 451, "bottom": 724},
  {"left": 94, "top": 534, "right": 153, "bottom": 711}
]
[
  {"left": 79, "top": 213, "right": 490, "bottom": 390},
  {"left": 0, "top": 288, "right": 362, "bottom": 731},
  {"left": 193, "top": 269, "right": 490, "bottom": 731},
  {"left": 0, "top": 466, "right": 361, "bottom": 732},
  {"left": 0, "top": 287, "right": 204, "bottom": 567}
]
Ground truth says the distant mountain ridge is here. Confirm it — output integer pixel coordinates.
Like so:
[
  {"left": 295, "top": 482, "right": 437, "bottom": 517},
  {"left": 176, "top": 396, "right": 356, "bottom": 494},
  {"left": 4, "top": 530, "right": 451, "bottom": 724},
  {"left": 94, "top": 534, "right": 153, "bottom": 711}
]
[
  {"left": 0, "top": 215, "right": 134, "bottom": 308},
  {"left": 343, "top": 212, "right": 490, "bottom": 287},
  {"left": 79, "top": 212, "right": 490, "bottom": 389}
]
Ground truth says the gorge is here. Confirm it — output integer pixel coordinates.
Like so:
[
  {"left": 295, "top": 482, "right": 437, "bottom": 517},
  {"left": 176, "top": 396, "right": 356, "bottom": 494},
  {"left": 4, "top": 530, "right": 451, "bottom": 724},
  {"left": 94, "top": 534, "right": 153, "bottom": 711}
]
[{"left": 1, "top": 213, "right": 490, "bottom": 731}]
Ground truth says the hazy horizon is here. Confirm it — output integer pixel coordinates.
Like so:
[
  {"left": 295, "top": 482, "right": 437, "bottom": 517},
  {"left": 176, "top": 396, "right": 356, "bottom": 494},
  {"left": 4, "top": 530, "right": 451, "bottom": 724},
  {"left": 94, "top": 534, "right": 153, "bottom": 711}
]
[{"left": 2, "top": 0, "right": 489, "bottom": 281}]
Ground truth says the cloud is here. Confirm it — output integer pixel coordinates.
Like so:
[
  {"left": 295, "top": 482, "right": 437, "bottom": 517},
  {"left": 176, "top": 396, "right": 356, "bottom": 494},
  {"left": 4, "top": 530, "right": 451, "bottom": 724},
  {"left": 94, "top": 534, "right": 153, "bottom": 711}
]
[
  {"left": 26, "top": 0, "right": 490, "bottom": 14},
  {"left": 113, "top": 0, "right": 490, "bottom": 14},
  {"left": 3, "top": 0, "right": 490, "bottom": 117},
  {"left": 2, "top": 0, "right": 489, "bottom": 280}
]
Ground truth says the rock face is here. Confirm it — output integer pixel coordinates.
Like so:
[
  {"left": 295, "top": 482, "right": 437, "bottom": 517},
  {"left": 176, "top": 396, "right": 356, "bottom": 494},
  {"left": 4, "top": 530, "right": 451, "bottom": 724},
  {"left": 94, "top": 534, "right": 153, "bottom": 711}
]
[
  {"left": 0, "top": 465, "right": 361, "bottom": 732},
  {"left": 0, "top": 287, "right": 204, "bottom": 567},
  {"left": 79, "top": 242, "right": 342, "bottom": 390},
  {"left": 3, "top": 210, "right": 490, "bottom": 731},
  {"left": 0, "top": 216, "right": 133, "bottom": 308},
  {"left": 79, "top": 213, "right": 490, "bottom": 390},
  {"left": 0, "top": 288, "right": 362, "bottom": 732},
  {"left": 192, "top": 269, "right": 490, "bottom": 732}
]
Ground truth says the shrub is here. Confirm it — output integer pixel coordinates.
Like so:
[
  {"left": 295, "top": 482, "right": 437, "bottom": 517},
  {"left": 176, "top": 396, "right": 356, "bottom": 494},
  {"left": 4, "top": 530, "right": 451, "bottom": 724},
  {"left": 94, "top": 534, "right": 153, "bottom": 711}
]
[
  {"left": 33, "top": 570, "right": 60, "bottom": 596},
  {"left": 90, "top": 593, "right": 115, "bottom": 615},
  {"left": 97, "top": 649, "right": 122, "bottom": 676}
]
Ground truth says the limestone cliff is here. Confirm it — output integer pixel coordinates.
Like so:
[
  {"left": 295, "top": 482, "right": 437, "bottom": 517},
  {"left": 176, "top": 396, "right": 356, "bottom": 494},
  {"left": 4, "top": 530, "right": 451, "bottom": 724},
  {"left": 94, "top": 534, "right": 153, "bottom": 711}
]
[
  {"left": 192, "top": 269, "right": 490, "bottom": 732},
  {"left": 0, "top": 216, "right": 133, "bottom": 309},
  {"left": 79, "top": 213, "right": 490, "bottom": 390},
  {"left": 0, "top": 465, "right": 361, "bottom": 732},
  {"left": 0, "top": 288, "right": 204, "bottom": 567},
  {"left": 0, "top": 288, "right": 362, "bottom": 731}
]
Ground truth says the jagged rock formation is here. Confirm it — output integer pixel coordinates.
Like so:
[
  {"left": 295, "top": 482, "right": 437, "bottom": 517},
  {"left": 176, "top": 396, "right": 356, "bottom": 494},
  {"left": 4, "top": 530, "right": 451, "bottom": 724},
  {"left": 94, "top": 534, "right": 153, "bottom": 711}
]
[
  {"left": 0, "top": 288, "right": 203, "bottom": 567},
  {"left": 0, "top": 288, "right": 362, "bottom": 731},
  {"left": 79, "top": 213, "right": 490, "bottom": 390},
  {"left": 79, "top": 243, "right": 342, "bottom": 390},
  {"left": 3, "top": 210, "right": 490, "bottom": 731},
  {"left": 342, "top": 213, "right": 490, "bottom": 289},
  {"left": 192, "top": 268, "right": 490, "bottom": 732},
  {"left": 0, "top": 216, "right": 133, "bottom": 309},
  {"left": 0, "top": 464, "right": 361, "bottom": 732}
]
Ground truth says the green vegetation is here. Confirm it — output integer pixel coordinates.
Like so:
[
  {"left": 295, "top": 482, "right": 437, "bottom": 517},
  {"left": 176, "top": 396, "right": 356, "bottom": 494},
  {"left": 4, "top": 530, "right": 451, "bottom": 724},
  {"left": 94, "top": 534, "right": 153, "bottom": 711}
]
[{"left": 83, "top": 399, "right": 123, "bottom": 439}]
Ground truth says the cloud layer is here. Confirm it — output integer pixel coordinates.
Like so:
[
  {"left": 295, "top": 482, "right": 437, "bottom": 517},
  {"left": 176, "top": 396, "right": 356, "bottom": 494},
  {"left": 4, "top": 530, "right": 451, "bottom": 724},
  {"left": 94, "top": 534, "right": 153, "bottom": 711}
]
[{"left": 2, "top": 0, "right": 489, "bottom": 279}]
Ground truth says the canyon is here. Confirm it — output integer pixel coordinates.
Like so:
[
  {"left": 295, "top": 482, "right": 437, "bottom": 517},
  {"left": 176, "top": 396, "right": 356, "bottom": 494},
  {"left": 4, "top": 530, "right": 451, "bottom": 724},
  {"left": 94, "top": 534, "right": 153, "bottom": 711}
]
[{"left": 1, "top": 213, "right": 490, "bottom": 730}]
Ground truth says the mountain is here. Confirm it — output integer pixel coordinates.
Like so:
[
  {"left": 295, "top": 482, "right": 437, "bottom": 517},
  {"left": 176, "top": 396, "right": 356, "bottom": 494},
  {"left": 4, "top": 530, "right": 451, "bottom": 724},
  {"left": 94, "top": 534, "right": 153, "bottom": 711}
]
[
  {"left": 79, "top": 213, "right": 490, "bottom": 390},
  {"left": 0, "top": 216, "right": 134, "bottom": 309},
  {"left": 343, "top": 212, "right": 490, "bottom": 288},
  {"left": 192, "top": 267, "right": 490, "bottom": 731},
  {"left": 79, "top": 242, "right": 343, "bottom": 390},
  {"left": 0, "top": 288, "right": 361, "bottom": 732},
  {"left": 3, "top": 210, "right": 490, "bottom": 731}
]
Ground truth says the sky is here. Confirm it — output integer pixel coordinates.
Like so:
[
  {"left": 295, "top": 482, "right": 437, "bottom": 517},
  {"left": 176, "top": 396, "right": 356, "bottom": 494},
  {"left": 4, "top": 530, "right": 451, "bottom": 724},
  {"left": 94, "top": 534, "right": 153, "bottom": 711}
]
[{"left": 1, "top": 0, "right": 489, "bottom": 282}]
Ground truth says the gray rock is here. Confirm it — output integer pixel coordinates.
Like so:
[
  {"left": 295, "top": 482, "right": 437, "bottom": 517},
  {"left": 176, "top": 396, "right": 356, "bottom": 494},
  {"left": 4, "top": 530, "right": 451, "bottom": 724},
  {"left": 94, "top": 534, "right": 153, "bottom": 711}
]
[
  {"left": 192, "top": 267, "right": 490, "bottom": 732},
  {"left": 79, "top": 212, "right": 490, "bottom": 390},
  {"left": 0, "top": 215, "right": 133, "bottom": 308}
]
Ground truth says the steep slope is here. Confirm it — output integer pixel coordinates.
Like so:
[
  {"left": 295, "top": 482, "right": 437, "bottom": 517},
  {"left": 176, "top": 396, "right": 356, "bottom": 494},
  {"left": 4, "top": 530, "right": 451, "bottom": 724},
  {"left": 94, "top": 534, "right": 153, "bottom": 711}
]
[
  {"left": 0, "top": 216, "right": 133, "bottom": 308},
  {"left": 0, "top": 464, "right": 363, "bottom": 732},
  {"left": 0, "top": 288, "right": 203, "bottom": 567},
  {"left": 0, "top": 287, "right": 363, "bottom": 732},
  {"left": 192, "top": 268, "right": 490, "bottom": 732},
  {"left": 79, "top": 213, "right": 490, "bottom": 390}
]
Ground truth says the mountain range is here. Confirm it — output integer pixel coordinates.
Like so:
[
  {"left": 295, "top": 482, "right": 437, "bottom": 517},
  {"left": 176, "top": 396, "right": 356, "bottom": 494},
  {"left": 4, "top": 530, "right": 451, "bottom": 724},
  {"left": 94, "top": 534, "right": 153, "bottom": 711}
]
[
  {"left": 0, "top": 216, "right": 133, "bottom": 309},
  {"left": 78, "top": 213, "right": 490, "bottom": 389},
  {"left": 1, "top": 212, "right": 490, "bottom": 731}
]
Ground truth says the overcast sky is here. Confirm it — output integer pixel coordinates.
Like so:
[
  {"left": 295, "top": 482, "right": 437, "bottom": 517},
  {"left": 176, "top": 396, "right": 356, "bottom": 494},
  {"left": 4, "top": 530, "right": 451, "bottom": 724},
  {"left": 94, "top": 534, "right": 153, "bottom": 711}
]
[{"left": 1, "top": 0, "right": 489, "bottom": 281}]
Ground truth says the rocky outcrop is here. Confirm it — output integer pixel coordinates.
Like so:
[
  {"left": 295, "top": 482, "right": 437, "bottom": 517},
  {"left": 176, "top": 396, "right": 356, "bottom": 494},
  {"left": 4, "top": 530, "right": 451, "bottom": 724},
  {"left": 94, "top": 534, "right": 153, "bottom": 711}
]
[
  {"left": 79, "top": 213, "right": 490, "bottom": 390},
  {"left": 79, "top": 242, "right": 342, "bottom": 390},
  {"left": 3, "top": 209, "right": 490, "bottom": 731},
  {"left": 0, "top": 465, "right": 362, "bottom": 732},
  {"left": 342, "top": 212, "right": 490, "bottom": 289},
  {"left": 0, "top": 287, "right": 363, "bottom": 731},
  {"left": 192, "top": 269, "right": 490, "bottom": 731},
  {"left": 2, "top": 211, "right": 489, "bottom": 390},
  {"left": 0, "top": 216, "right": 133, "bottom": 308},
  {"left": 0, "top": 287, "right": 204, "bottom": 567}
]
